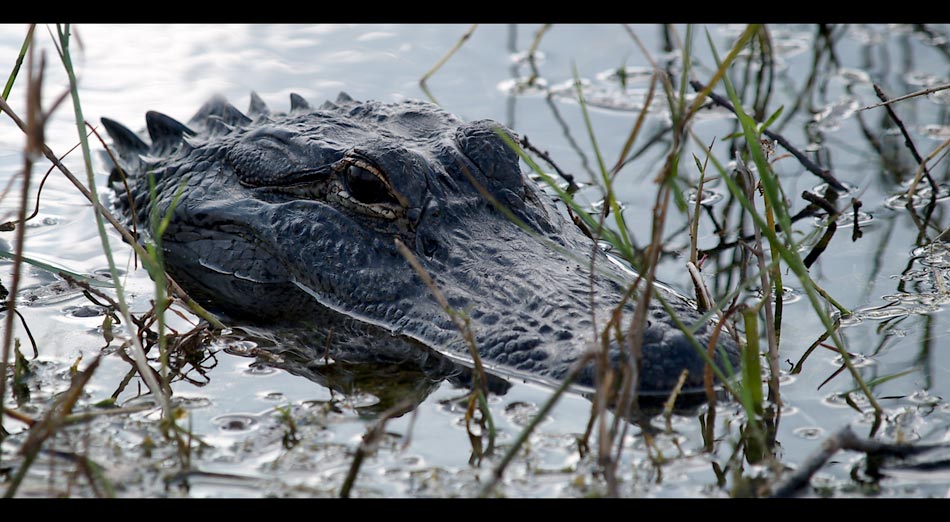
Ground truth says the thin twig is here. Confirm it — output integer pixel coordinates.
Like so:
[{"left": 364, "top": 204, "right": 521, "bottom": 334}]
[
  {"left": 526, "top": 24, "right": 550, "bottom": 57},
  {"left": 800, "top": 190, "right": 841, "bottom": 269},
  {"left": 1, "top": 139, "right": 83, "bottom": 229},
  {"left": 873, "top": 84, "right": 938, "bottom": 203},
  {"left": 519, "top": 135, "right": 579, "bottom": 192},
  {"left": 420, "top": 24, "right": 478, "bottom": 87},
  {"left": 394, "top": 238, "right": 489, "bottom": 397},
  {"left": 772, "top": 425, "right": 949, "bottom": 497},
  {"left": 339, "top": 398, "right": 414, "bottom": 498},
  {"left": 1, "top": 47, "right": 42, "bottom": 447},
  {"left": 0, "top": 307, "right": 38, "bottom": 359},
  {"left": 690, "top": 79, "right": 847, "bottom": 192},
  {"left": 858, "top": 82, "right": 950, "bottom": 111}
]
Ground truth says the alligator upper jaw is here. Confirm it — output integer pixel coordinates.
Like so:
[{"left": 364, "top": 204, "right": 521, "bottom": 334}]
[
  {"left": 148, "top": 154, "right": 736, "bottom": 398},
  {"left": 163, "top": 188, "right": 735, "bottom": 397}
]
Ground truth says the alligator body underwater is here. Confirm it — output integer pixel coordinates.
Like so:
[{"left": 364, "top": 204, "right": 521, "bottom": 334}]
[{"left": 102, "top": 92, "right": 740, "bottom": 397}]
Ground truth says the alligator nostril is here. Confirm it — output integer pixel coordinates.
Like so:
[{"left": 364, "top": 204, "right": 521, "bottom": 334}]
[
  {"left": 417, "top": 232, "right": 440, "bottom": 257},
  {"left": 423, "top": 237, "right": 439, "bottom": 256}
]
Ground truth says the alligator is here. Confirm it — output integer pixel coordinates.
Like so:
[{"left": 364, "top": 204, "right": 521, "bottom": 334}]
[{"left": 101, "top": 92, "right": 740, "bottom": 398}]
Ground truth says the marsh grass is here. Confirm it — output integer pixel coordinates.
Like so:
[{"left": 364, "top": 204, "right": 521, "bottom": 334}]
[
  {"left": 0, "top": 24, "right": 220, "bottom": 496},
  {"left": 392, "top": 23, "right": 950, "bottom": 495},
  {"left": 418, "top": 23, "right": 940, "bottom": 495},
  {"left": 418, "top": 24, "right": 779, "bottom": 494}
]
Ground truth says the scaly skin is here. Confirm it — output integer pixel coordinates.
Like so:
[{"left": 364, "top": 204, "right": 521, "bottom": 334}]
[{"left": 102, "top": 92, "right": 740, "bottom": 396}]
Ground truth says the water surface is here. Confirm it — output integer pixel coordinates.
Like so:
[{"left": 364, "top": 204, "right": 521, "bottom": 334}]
[{"left": 1, "top": 23, "right": 950, "bottom": 497}]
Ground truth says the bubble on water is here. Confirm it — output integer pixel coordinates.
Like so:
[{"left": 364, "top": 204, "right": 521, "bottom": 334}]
[
  {"left": 849, "top": 304, "right": 911, "bottom": 322},
  {"left": 837, "top": 68, "right": 871, "bottom": 85},
  {"left": 930, "top": 89, "right": 950, "bottom": 105},
  {"left": 837, "top": 312, "right": 864, "bottom": 326},
  {"left": 920, "top": 124, "right": 950, "bottom": 140},
  {"left": 904, "top": 71, "right": 941, "bottom": 86},
  {"left": 752, "top": 285, "right": 802, "bottom": 304},
  {"left": 823, "top": 393, "right": 856, "bottom": 408},
  {"left": 221, "top": 340, "right": 259, "bottom": 357},
  {"left": 813, "top": 210, "right": 874, "bottom": 228},
  {"left": 548, "top": 77, "right": 658, "bottom": 113},
  {"left": 794, "top": 427, "right": 824, "bottom": 440},
  {"left": 780, "top": 405, "right": 800, "bottom": 416},
  {"left": 509, "top": 50, "right": 545, "bottom": 65},
  {"left": 504, "top": 401, "right": 542, "bottom": 428},
  {"left": 844, "top": 291, "right": 948, "bottom": 320},
  {"left": 261, "top": 391, "right": 285, "bottom": 402},
  {"left": 590, "top": 198, "right": 626, "bottom": 213},
  {"left": 595, "top": 66, "right": 654, "bottom": 85},
  {"left": 174, "top": 396, "right": 212, "bottom": 410},
  {"left": 400, "top": 455, "right": 424, "bottom": 468},
  {"left": 832, "top": 353, "right": 874, "bottom": 368},
  {"left": 687, "top": 188, "right": 724, "bottom": 206},
  {"left": 812, "top": 180, "right": 859, "bottom": 197},
  {"left": 123, "top": 395, "right": 161, "bottom": 411},
  {"left": 780, "top": 287, "right": 803, "bottom": 304},
  {"left": 245, "top": 363, "right": 277, "bottom": 376},
  {"left": 770, "top": 30, "right": 812, "bottom": 60},
  {"left": 345, "top": 392, "right": 381, "bottom": 409},
  {"left": 213, "top": 413, "right": 259, "bottom": 432},
  {"left": 912, "top": 241, "right": 950, "bottom": 267},
  {"left": 882, "top": 408, "right": 923, "bottom": 443},
  {"left": 907, "top": 390, "right": 942, "bottom": 405},
  {"left": 885, "top": 184, "right": 950, "bottom": 209},
  {"left": 813, "top": 96, "right": 859, "bottom": 132},
  {"left": 64, "top": 305, "right": 105, "bottom": 318},
  {"left": 497, "top": 76, "right": 549, "bottom": 96}
]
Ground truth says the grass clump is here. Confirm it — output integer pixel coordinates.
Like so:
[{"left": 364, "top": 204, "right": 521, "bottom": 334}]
[
  {"left": 0, "top": 24, "right": 219, "bottom": 497},
  {"left": 421, "top": 23, "right": 898, "bottom": 496}
]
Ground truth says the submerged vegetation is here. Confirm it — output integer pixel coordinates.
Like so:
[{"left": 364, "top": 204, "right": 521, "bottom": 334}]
[{"left": 1, "top": 23, "right": 950, "bottom": 497}]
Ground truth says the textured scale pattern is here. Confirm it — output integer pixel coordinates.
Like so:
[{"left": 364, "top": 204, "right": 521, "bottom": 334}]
[{"left": 103, "top": 92, "right": 740, "bottom": 396}]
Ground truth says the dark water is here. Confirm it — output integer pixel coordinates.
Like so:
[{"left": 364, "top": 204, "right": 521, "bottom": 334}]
[{"left": 1, "top": 23, "right": 950, "bottom": 497}]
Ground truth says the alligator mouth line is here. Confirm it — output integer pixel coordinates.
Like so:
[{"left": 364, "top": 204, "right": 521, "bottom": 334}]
[{"left": 291, "top": 276, "right": 612, "bottom": 396}]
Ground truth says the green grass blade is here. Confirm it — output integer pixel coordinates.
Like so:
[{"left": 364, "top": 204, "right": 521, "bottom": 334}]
[
  {"left": 55, "top": 24, "right": 172, "bottom": 418},
  {"left": 704, "top": 28, "right": 880, "bottom": 415},
  {"left": 1, "top": 24, "right": 35, "bottom": 113},
  {"left": 0, "top": 249, "right": 113, "bottom": 288}
]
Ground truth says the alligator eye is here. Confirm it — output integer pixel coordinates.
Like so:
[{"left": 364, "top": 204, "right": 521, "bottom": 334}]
[{"left": 344, "top": 164, "right": 397, "bottom": 205}]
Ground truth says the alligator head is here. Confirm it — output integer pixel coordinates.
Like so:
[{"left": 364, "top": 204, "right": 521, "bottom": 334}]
[{"left": 102, "top": 92, "right": 740, "bottom": 397}]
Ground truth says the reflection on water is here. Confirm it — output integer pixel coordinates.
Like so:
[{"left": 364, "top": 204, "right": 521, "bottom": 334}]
[{"left": 1, "top": 23, "right": 950, "bottom": 497}]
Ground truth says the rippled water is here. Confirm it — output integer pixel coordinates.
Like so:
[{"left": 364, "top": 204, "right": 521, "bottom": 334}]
[{"left": 2, "top": 23, "right": 950, "bottom": 497}]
